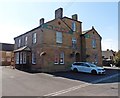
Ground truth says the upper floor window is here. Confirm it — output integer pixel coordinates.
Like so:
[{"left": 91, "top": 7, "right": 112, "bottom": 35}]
[
  {"left": 72, "top": 21, "right": 76, "bottom": 31},
  {"left": 25, "top": 36, "right": 28, "bottom": 45},
  {"left": 56, "top": 32, "right": 62, "bottom": 43},
  {"left": 32, "top": 33, "right": 37, "bottom": 44},
  {"left": 92, "top": 39, "right": 96, "bottom": 49},
  {"left": 72, "top": 37, "right": 77, "bottom": 49},
  {"left": 18, "top": 39, "right": 21, "bottom": 47}
]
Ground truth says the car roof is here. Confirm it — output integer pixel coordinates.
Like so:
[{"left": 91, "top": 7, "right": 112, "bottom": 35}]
[
  {"left": 73, "top": 62, "right": 94, "bottom": 65},
  {"left": 73, "top": 62, "right": 87, "bottom": 63}
]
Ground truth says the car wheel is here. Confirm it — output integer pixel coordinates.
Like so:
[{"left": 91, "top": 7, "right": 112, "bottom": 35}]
[
  {"left": 73, "top": 68, "right": 78, "bottom": 72},
  {"left": 91, "top": 70, "right": 97, "bottom": 75}
]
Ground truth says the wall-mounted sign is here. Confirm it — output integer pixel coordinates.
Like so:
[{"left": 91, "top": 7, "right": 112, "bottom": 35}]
[
  {"left": 84, "top": 34, "right": 90, "bottom": 38},
  {"left": 42, "top": 24, "right": 73, "bottom": 34}
]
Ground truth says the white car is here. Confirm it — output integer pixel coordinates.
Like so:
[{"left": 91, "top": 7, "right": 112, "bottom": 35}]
[{"left": 71, "top": 62, "right": 105, "bottom": 74}]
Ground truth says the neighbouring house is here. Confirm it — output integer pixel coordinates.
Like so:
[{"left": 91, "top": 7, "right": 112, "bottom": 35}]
[
  {"left": 81, "top": 26, "right": 102, "bottom": 66},
  {"left": 14, "top": 8, "right": 102, "bottom": 72},
  {"left": 102, "top": 49, "right": 115, "bottom": 66},
  {"left": 0, "top": 43, "right": 14, "bottom": 66}
]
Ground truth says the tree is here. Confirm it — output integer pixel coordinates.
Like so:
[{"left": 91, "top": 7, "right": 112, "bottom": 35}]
[{"left": 114, "top": 50, "right": 120, "bottom": 67}]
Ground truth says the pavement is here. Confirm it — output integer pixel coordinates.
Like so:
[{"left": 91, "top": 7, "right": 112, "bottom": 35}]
[{"left": 1, "top": 66, "right": 120, "bottom": 97}]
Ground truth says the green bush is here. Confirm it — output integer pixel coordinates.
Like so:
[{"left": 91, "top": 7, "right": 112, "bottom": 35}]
[
  {"left": 114, "top": 50, "right": 120, "bottom": 67},
  {"left": 115, "top": 61, "right": 120, "bottom": 67}
]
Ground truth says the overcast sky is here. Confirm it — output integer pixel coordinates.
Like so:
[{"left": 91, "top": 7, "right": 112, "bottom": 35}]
[{"left": 0, "top": 1, "right": 118, "bottom": 51}]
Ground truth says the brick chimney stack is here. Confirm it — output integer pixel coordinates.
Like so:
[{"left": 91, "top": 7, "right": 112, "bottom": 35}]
[
  {"left": 55, "top": 8, "right": 63, "bottom": 19},
  {"left": 40, "top": 18, "right": 44, "bottom": 26},
  {"left": 72, "top": 14, "right": 78, "bottom": 21}
]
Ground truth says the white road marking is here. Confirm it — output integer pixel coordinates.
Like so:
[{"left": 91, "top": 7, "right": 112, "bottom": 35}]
[
  {"left": 44, "top": 83, "right": 90, "bottom": 96},
  {"left": 93, "top": 73, "right": 120, "bottom": 83},
  {"left": 43, "top": 73, "right": 120, "bottom": 96}
]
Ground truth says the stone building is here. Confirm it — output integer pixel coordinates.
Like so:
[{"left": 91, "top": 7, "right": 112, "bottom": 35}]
[
  {"left": 14, "top": 8, "right": 102, "bottom": 72},
  {"left": 0, "top": 43, "right": 14, "bottom": 66}
]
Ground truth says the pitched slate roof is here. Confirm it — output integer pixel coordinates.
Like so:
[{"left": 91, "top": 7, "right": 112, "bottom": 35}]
[
  {"left": 14, "top": 16, "right": 82, "bottom": 39},
  {"left": 82, "top": 29, "right": 91, "bottom": 34},
  {"left": 0, "top": 43, "right": 14, "bottom": 51},
  {"left": 82, "top": 26, "right": 102, "bottom": 39}
]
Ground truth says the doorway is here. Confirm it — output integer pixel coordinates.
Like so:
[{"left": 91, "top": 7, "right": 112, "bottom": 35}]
[{"left": 75, "top": 53, "right": 80, "bottom": 62}]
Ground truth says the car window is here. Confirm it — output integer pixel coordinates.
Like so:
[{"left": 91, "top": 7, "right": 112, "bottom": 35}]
[
  {"left": 73, "top": 63, "right": 82, "bottom": 66},
  {"left": 83, "top": 64, "right": 90, "bottom": 67}
]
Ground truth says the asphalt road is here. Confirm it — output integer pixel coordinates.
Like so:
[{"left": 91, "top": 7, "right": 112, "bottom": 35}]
[{"left": 1, "top": 66, "right": 120, "bottom": 97}]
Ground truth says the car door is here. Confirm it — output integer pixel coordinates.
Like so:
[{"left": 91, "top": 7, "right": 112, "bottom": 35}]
[
  {"left": 75, "top": 63, "right": 83, "bottom": 72},
  {"left": 76, "top": 63, "right": 85, "bottom": 72},
  {"left": 82, "top": 63, "right": 91, "bottom": 73}
]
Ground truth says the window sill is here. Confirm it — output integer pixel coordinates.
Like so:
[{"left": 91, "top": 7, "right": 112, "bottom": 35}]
[
  {"left": 54, "top": 63, "right": 64, "bottom": 65},
  {"left": 56, "top": 42, "right": 62, "bottom": 44}
]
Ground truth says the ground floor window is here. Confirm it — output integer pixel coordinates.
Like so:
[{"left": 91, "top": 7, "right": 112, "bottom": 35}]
[
  {"left": 23, "top": 52, "right": 26, "bottom": 64},
  {"left": 54, "top": 54, "right": 59, "bottom": 64},
  {"left": 15, "top": 52, "right": 27, "bottom": 64},
  {"left": 92, "top": 53, "right": 98, "bottom": 64},
  {"left": 20, "top": 52, "right": 23, "bottom": 64},
  {"left": 60, "top": 52, "right": 64, "bottom": 64},
  {"left": 15, "top": 52, "right": 19, "bottom": 64},
  {"left": 54, "top": 52, "right": 64, "bottom": 65},
  {"left": 94, "top": 54, "right": 98, "bottom": 64},
  {"left": 32, "top": 52, "right": 36, "bottom": 64}
]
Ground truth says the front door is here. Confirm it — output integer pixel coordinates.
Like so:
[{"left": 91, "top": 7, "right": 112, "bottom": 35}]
[{"left": 75, "top": 53, "right": 80, "bottom": 62}]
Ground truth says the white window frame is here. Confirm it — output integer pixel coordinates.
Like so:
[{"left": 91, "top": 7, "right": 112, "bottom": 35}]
[
  {"left": 72, "top": 21, "right": 76, "bottom": 31},
  {"left": 94, "top": 54, "right": 98, "bottom": 64},
  {"left": 32, "top": 53, "right": 36, "bottom": 64},
  {"left": 25, "top": 36, "right": 28, "bottom": 45},
  {"left": 16, "top": 52, "right": 19, "bottom": 64},
  {"left": 56, "top": 32, "right": 62, "bottom": 43},
  {"left": 72, "top": 37, "right": 77, "bottom": 49},
  {"left": 20, "top": 52, "right": 23, "bottom": 64},
  {"left": 32, "top": 33, "right": 37, "bottom": 44},
  {"left": 54, "top": 54, "right": 59, "bottom": 64},
  {"left": 54, "top": 56, "right": 59, "bottom": 64},
  {"left": 92, "top": 39, "right": 96, "bottom": 48},
  {"left": 60, "top": 52, "right": 64, "bottom": 64},
  {"left": 23, "top": 52, "right": 26, "bottom": 64},
  {"left": 18, "top": 39, "right": 21, "bottom": 47}
]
